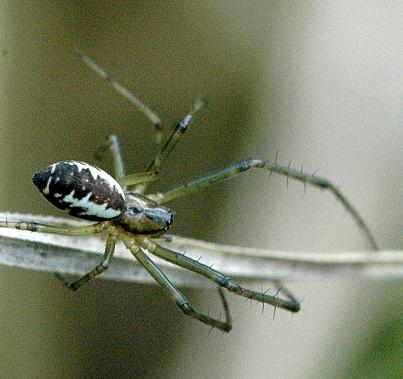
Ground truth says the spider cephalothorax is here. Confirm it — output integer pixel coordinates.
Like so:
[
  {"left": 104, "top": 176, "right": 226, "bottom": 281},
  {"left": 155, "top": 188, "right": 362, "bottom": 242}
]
[
  {"left": 0, "top": 50, "right": 378, "bottom": 332},
  {"left": 114, "top": 192, "right": 173, "bottom": 235}
]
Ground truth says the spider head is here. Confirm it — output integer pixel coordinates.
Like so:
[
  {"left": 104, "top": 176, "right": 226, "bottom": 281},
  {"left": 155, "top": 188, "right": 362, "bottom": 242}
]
[{"left": 114, "top": 193, "right": 173, "bottom": 235}]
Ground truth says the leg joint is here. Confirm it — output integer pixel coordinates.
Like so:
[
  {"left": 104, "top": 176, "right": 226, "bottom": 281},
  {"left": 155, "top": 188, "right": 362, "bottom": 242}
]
[
  {"left": 219, "top": 277, "right": 230, "bottom": 288},
  {"left": 225, "top": 280, "right": 242, "bottom": 293},
  {"left": 99, "top": 261, "right": 109, "bottom": 270},
  {"left": 68, "top": 282, "right": 80, "bottom": 291},
  {"left": 177, "top": 300, "right": 194, "bottom": 316},
  {"left": 240, "top": 158, "right": 265, "bottom": 171},
  {"left": 16, "top": 221, "right": 37, "bottom": 231}
]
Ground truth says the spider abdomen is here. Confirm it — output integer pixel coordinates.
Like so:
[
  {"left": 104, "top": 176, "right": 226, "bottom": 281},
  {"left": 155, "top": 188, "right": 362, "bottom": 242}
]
[{"left": 32, "top": 160, "right": 125, "bottom": 221}]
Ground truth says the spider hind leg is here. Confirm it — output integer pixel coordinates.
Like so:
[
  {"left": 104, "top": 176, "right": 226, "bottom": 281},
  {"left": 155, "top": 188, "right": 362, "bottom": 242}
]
[
  {"left": 137, "top": 236, "right": 300, "bottom": 313},
  {"left": 122, "top": 234, "right": 232, "bottom": 332}
]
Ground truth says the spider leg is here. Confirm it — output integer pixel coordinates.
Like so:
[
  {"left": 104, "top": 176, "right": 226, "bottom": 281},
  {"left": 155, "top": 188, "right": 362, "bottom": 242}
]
[
  {"left": 78, "top": 50, "right": 206, "bottom": 186},
  {"left": 121, "top": 235, "right": 232, "bottom": 332},
  {"left": 93, "top": 134, "right": 158, "bottom": 188},
  {"left": 55, "top": 233, "right": 117, "bottom": 291},
  {"left": 94, "top": 134, "right": 126, "bottom": 178},
  {"left": 76, "top": 49, "right": 163, "bottom": 145},
  {"left": 0, "top": 219, "right": 109, "bottom": 236},
  {"left": 77, "top": 48, "right": 163, "bottom": 187},
  {"left": 76, "top": 49, "right": 165, "bottom": 177},
  {"left": 134, "top": 94, "right": 208, "bottom": 194},
  {"left": 137, "top": 237, "right": 300, "bottom": 313},
  {"left": 150, "top": 158, "right": 378, "bottom": 250},
  {"left": 144, "top": 93, "right": 207, "bottom": 176},
  {"left": 77, "top": 50, "right": 208, "bottom": 190}
]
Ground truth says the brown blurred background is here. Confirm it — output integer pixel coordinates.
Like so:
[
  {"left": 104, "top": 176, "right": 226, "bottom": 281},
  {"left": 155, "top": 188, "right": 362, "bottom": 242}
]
[{"left": 0, "top": 2, "right": 401, "bottom": 378}]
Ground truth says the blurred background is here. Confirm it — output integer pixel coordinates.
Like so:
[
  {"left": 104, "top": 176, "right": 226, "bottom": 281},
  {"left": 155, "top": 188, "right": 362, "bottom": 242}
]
[{"left": 0, "top": 1, "right": 401, "bottom": 378}]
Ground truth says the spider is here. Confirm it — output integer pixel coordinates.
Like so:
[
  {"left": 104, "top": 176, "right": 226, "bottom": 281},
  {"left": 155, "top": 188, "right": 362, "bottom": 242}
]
[{"left": 0, "top": 50, "right": 378, "bottom": 332}]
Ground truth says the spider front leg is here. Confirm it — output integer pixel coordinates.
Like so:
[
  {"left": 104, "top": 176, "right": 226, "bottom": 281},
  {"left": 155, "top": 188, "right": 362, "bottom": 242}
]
[
  {"left": 77, "top": 49, "right": 163, "bottom": 188},
  {"left": 150, "top": 158, "right": 378, "bottom": 250},
  {"left": 78, "top": 50, "right": 208, "bottom": 191},
  {"left": 0, "top": 219, "right": 109, "bottom": 236},
  {"left": 93, "top": 94, "right": 207, "bottom": 191},
  {"left": 55, "top": 233, "right": 117, "bottom": 291},
  {"left": 0, "top": 219, "right": 114, "bottom": 289},
  {"left": 137, "top": 237, "right": 300, "bottom": 312},
  {"left": 133, "top": 93, "right": 208, "bottom": 194},
  {"left": 143, "top": 93, "right": 208, "bottom": 177},
  {"left": 76, "top": 49, "right": 163, "bottom": 140},
  {"left": 121, "top": 234, "right": 232, "bottom": 332}
]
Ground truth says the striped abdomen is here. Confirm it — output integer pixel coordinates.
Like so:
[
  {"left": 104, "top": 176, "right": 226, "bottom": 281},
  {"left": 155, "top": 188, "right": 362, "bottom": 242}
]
[{"left": 32, "top": 161, "right": 125, "bottom": 221}]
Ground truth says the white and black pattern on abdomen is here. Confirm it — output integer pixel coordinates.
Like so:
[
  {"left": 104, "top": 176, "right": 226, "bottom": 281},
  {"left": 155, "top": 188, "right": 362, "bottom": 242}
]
[{"left": 32, "top": 160, "right": 125, "bottom": 221}]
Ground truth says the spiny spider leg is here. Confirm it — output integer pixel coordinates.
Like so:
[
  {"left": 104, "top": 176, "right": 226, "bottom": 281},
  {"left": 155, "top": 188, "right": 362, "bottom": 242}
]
[
  {"left": 136, "top": 236, "right": 300, "bottom": 312},
  {"left": 0, "top": 220, "right": 109, "bottom": 236},
  {"left": 218, "top": 287, "right": 232, "bottom": 327},
  {"left": 55, "top": 233, "right": 117, "bottom": 291},
  {"left": 150, "top": 158, "right": 378, "bottom": 250},
  {"left": 269, "top": 163, "right": 378, "bottom": 249},
  {"left": 121, "top": 235, "right": 232, "bottom": 332}
]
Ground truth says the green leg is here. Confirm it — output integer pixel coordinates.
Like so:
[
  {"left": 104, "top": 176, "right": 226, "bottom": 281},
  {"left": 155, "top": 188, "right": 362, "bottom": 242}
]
[
  {"left": 150, "top": 158, "right": 378, "bottom": 250},
  {"left": 94, "top": 134, "right": 126, "bottom": 178},
  {"left": 0, "top": 220, "right": 109, "bottom": 236},
  {"left": 76, "top": 49, "right": 163, "bottom": 136},
  {"left": 77, "top": 50, "right": 209, "bottom": 190},
  {"left": 93, "top": 133, "right": 158, "bottom": 188},
  {"left": 55, "top": 233, "right": 117, "bottom": 291},
  {"left": 138, "top": 237, "right": 300, "bottom": 313},
  {"left": 134, "top": 94, "right": 208, "bottom": 194},
  {"left": 144, "top": 93, "right": 208, "bottom": 176},
  {"left": 118, "top": 172, "right": 159, "bottom": 188},
  {"left": 76, "top": 49, "right": 165, "bottom": 180},
  {"left": 122, "top": 235, "right": 232, "bottom": 332}
]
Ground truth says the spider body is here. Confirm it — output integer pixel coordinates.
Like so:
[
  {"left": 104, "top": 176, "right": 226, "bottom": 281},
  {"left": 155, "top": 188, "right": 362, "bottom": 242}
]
[
  {"left": 33, "top": 160, "right": 173, "bottom": 235},
  {"left": 0, "top": 50, "right": 378, "bottom": 332}
]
